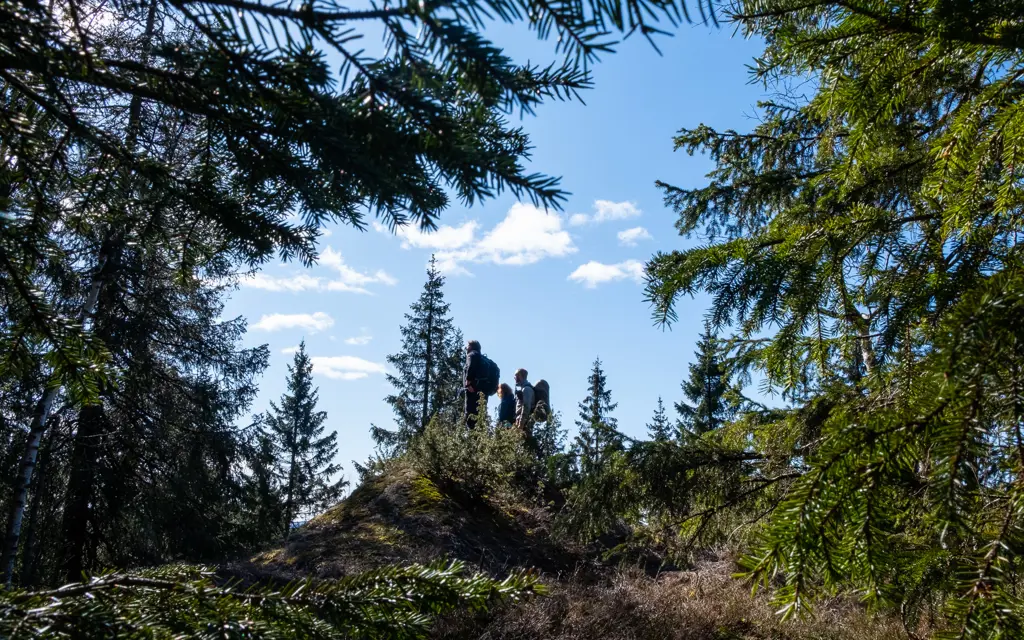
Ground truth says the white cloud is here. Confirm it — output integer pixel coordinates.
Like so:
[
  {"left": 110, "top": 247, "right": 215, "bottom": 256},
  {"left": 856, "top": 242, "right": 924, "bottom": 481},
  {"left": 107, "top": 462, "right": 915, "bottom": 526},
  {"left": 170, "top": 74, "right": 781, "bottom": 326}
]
[
  {"left": 344, "top": 334, "right": 373, "bottom": 346},
  {"left": 375, "top": 203, "right": 576, "bottom": 276},
  {"left": 568, "top": 260, "right": 646, "bottom": 288},
  {"left": 319, "top": 246, "right": 398, "bottom": 289},
  {"left": 477, "top": 204, "right": 575, "bottom": 265},
  {"left": 435, "top": 203, "right": 576, "bottom": 275},
  {"left": 311, "top": 356, "right": 387, "bottom": 380},
  {"left": 252, "top": 312, "right": 334, "bottom": 333},
  {"left": 240, "top": 247, "right": 396, "bottom": 295},
  {"left": 244, "top": 272, "right": 323, "bottom": 292},
  {"left": 569, "top": 200, "right": 642, "bottom": 226},
  {"left": 395, "top": 221, "right": 479, "bottom": 250},
  {"left": 281, "top": 345, "right": 300, "bottom": 354},
  {"left": 618, "top": 226, "right": 653, "bottom": 246}
]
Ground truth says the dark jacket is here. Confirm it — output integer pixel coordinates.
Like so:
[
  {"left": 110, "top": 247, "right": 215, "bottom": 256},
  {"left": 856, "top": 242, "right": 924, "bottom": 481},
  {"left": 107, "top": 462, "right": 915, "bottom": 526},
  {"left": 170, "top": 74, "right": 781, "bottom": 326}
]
[
  {"left": 464, "top": 349, "right": 483, "bottom": 391},
  {"left": 498, "top": 394, "right": 516, "bottom": 424}
]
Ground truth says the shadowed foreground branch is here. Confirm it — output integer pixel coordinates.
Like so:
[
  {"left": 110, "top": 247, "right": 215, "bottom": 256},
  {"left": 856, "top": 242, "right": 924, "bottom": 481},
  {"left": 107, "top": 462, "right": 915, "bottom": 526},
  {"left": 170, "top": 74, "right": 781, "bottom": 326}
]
[{"left": 0, "top": 561, "right": 543, "bottom": 639}]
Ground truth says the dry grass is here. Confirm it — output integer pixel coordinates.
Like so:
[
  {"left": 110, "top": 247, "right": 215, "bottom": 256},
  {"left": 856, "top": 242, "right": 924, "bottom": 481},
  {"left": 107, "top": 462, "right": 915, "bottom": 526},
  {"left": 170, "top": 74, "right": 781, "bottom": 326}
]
[
  {"left": 234, "top": 465, "right": 923, "bottom": 639},
  {"left": 437, "top": 555, "right": 911, "bottom": 640}
]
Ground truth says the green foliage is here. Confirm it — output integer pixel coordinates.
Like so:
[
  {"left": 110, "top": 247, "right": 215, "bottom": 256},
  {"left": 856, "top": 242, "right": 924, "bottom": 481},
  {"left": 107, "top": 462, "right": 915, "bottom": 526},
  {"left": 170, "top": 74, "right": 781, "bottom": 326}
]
[
  {"left": 559, "top": 426, "right": 781, "bottom": 555},
  {"left": 40, "top": 233, "right": 270, "bottom": 583},
  {"left": 573, "top": 358, "right": 624, "bottom": 475},
  {"left": 407, "top": 400, "right": 535, "bottom": 504},
  {"left": 263, "top": 342, "right": 347, "bottom": 535},
  {"left": 643, "top": 0, "right": 1024, "bottom": 636},
  {"left": 741, "top": 272, "right": 1024, "bottom": 633},
  {"left": 378, "top": 257, "right": 465, "bottom": 455},
  {"left": 241, "top": 430, "right": 285, "bottom": 547},
  {"left": 676, "top": 325, "right": 735, "bottom": 439},
  {"left": 647, "top": 397, "right": 673, "bottom": 441},
  {"left": 0, "top": 562, "right": 543, "bottom": 639}
]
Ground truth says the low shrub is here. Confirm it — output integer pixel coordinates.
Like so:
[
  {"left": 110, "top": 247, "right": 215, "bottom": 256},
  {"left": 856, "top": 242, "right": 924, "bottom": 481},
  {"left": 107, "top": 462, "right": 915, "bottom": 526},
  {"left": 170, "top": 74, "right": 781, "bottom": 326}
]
[{"left": 407, "top": 406, "right": 536, "bottom": 505}]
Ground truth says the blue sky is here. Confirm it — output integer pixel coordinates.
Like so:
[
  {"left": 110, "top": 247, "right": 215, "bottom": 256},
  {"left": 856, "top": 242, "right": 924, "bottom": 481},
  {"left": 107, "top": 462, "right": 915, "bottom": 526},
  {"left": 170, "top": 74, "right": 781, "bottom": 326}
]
[{"left": 222, "top": 21, "right": 769, "bottom": 480}]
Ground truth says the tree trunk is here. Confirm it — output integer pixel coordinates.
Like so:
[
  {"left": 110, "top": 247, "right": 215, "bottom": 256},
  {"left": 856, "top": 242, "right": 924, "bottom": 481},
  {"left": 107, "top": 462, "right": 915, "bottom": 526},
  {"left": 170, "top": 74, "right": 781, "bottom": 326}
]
[
  {"left": 2, "top": 395, "right": 56, "bottom": 586},
  {"left": 60, "top": 404, "right": 107, "bottom": 581},
  {"left": 19, "top": 424, "right": 54, "bottom": 587}
]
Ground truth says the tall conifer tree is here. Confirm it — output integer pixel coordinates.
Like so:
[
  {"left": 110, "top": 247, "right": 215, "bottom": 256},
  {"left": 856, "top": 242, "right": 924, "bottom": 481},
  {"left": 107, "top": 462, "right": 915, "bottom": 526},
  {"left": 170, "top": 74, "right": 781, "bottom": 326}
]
[
  {"left": 377, "top": 257, "right": 463, "bottom": 454},
  {"left": 264, "top": 342, "right": 345, "bottom": 536},
  {"left": 573, "top": 358, "right": 622, "bottom": 474}
]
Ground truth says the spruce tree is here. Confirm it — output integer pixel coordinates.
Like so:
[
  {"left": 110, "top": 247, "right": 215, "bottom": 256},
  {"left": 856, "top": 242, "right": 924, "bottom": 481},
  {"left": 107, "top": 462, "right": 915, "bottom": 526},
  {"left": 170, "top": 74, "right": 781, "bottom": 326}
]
[
  {"left": 643, "top": 1, "right": 1024, "bottom": 633},
  {"left": 646, "top": 397, "right": 672, "bottom": 442},
  {"left": 534, "top": 411, "right": 568, "bottom": 460},
  {"left": 264, "top": 342, "right": 346, "bottom": 537},
  {"left": 378, "top": 257, "right": 463, "bottom": 454},
  {"left": 573, "top": 358, "right": 622, "bottom": 474},
  {"left": 242, "top": 428, "right": 284, "bottom": 547},
  {"left": 675, "top": 325, "right": 732, "bottom": 440}
]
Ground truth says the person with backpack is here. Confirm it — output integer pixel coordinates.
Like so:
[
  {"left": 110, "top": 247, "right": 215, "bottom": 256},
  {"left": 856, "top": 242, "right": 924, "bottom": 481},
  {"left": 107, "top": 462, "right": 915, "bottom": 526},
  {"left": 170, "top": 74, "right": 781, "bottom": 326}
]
[
  {"left": 513, "top": 368, "right": 535, "bottom": 433},
  {"left": 514, "top": 369, "right": 551, "bottom": 456},
  {"left": 464, "top": 340, "right": 499, "bottom": 427}
]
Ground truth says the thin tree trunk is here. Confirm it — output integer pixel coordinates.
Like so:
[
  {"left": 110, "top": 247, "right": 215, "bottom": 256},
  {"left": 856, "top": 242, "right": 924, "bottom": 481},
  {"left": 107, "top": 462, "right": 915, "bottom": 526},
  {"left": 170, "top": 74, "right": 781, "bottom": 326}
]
[
  {"left": 2, "top": 394, "right": 56, "bottom": 586},
  {"left": 19, "top": 425, "right": 54, "bottom": 587},
  {"left": 2, "top": 246, "right": 112, "bottom": 586}
]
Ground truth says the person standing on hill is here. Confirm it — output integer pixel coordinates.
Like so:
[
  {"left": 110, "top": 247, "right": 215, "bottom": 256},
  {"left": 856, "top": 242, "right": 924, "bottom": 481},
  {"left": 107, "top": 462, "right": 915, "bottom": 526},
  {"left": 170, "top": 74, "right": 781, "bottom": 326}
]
[
  {"left": 514, "top": 369, "right": 535, "bottom": 431},
  {"left": 464, "top": 340, "right": 485, "bottom": 427},
  {"left": 497, "top": 383, "right": 516, "bottom": 427}
]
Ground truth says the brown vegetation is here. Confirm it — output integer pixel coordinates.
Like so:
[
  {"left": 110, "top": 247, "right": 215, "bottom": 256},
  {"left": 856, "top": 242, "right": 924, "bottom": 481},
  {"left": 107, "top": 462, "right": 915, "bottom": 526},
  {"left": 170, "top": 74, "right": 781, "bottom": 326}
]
[{"left": 238, "top": 465, "right": 918, "bottom": 639}]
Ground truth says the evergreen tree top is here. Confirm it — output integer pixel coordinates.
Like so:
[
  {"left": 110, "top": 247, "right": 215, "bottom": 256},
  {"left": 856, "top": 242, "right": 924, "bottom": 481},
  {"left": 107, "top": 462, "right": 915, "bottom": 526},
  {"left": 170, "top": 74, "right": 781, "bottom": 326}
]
[
  {"left": 646, "top": 397, "right": 672, "bottom": 441},
  {"left": 378, "top": 256, "right": 463, "bottom": 456},
  {"left": 576, "top": 358, "right": 618, "bottom": 430}
]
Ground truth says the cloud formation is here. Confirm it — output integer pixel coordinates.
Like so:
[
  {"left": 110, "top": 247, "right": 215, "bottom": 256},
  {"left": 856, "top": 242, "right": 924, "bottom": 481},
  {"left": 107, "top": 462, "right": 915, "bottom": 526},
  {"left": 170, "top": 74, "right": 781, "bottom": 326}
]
[
  {"left": 568, "top": 260, "right": 646, "bottom": 288},
  {"left": 344, "top": 334, "right": 373, "bottom": 346},
  {"left": 241, "top": 246, "right": 396, "bottom": 294},
  {"left": 280, "top": 345, "right": 300, "bottom": 354},
  {"left": 386, "top": 221, "right": 480, "bottom": 251},
  {"left": 618, "top": 226, "right": 653, "bottom": 246},
  {"left": 252, "top": 312, "right": 334, "bottom": 333},
  {"left": 311, "top": 356, "right": 387, "bottom": 380},
  {"left": 569, "top": 200, "right": 641, "bottom": 226},
  {"left": 379, "top": 203, "right": 577, "bottom": 276}
]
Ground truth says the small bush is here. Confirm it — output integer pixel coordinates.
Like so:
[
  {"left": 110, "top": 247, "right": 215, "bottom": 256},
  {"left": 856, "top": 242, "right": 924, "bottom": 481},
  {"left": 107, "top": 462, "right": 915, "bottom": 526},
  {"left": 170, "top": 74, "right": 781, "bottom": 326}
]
[{"left": 407, "top": 405, "right": 536, "bottom": 505}]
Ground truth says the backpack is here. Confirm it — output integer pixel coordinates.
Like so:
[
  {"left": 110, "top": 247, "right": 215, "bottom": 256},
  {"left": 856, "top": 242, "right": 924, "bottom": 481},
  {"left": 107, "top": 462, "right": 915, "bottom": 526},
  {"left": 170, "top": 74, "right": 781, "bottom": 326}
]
[
  {"left": 479, "top": 354, "right": 500, "bottom": 397},
  {"left": 532, "top": 379, "right": 550, "bottom": 421}
]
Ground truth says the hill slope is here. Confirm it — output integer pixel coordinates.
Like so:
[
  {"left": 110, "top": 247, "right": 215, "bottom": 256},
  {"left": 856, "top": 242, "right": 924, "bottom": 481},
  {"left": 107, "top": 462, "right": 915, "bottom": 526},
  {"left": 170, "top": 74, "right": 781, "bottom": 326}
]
[
  {"left": 238, "top": 467, "right": 911, "bottom": 639},
  {"left": 245, "top": 466, "right": 584, "bottom": 580}
]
